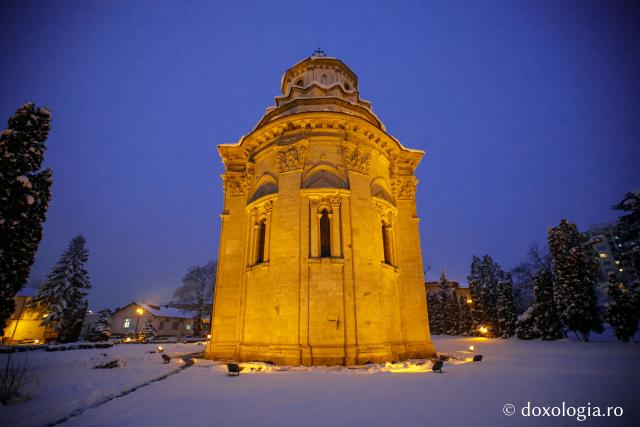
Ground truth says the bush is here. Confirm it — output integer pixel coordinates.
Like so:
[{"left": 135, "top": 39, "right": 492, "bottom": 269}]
[{"left": 0, "top": 354, "right": 31, "bottom": 404}]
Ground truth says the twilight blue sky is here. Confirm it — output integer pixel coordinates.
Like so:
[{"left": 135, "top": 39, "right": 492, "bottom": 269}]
[{"left": 1, "top": 1, "right": 638, "bottom": 309}]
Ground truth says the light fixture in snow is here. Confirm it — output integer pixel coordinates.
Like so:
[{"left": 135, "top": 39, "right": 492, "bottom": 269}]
[
  {"left": 468, "top": 345, "right": 475, "bottom": 352},
  {"left": 478, "top": 326, "right": 488, "bottom": 335},
  {"left": 157, "top": 345, "right": 164, "bottom": 353}
]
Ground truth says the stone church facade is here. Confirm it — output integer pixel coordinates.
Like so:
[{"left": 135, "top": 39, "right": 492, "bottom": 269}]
[{"left": 207, "top": 53, "right": 436, "bottom": 365}]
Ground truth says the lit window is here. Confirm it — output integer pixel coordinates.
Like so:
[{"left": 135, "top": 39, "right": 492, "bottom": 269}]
[
  {"left": 186, "top": 323, "right": 192, "bottom": 330},
  {"left": 615, "top": 260, "right": 620, "bottom": 265},
  {"left": 599, "top": 253, "right": 608, "bottom": 258},
  {"left": 124, "top": 318, "right": 131, "bottom": 328},
  {"left": 619, "top": 268, "right": 624, "bottom": 272}
]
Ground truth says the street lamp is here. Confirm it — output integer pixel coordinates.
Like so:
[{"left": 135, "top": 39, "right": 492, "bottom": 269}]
[
  {"left": 134, "top": 307, "right": 144, "bottom": 338},
  {"left": 466, "top": 298, "right": 472, "bottom": 304}
]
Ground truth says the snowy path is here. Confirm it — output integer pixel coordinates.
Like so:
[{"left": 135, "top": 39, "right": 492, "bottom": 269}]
[{"left": 48, "top": 352, "right": 201, "bottom": 426}]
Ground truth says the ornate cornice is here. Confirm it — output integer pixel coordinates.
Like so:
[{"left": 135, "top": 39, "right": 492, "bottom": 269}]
[{"left": 218, "top": 113, "right": 424, "bottom": 173}]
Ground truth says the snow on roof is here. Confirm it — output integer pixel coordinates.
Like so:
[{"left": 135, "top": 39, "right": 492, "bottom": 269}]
[
  {"left": 17, "top": 287, "right": 39, "bottom": 298},
  {"left": 136, "top": 303, "right": 196, "bottom": 320}
]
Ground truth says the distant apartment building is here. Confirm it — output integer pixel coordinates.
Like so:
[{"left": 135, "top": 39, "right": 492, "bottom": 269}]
[
  {"left": 110, "top": 302, "right": 203, "bottom": 338},
  {"left": 585, "top": 221, "right": 626, "bottom": 301}
]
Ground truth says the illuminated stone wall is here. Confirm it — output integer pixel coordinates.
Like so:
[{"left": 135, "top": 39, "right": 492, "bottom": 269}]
[{"left": 207, "top": 55, "right": 436, "bottom": 365}]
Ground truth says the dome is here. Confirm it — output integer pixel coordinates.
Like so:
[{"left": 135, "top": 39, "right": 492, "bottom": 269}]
[{"left": 255, "top": 51, "right": 385, "bottom": 130}]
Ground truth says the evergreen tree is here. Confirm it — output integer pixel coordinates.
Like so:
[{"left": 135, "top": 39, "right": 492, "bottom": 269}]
[
  {"left": 138, "top": 318, "right": 158, "bottom": 342},
  {"left": 438, "top": 271, "right": 458, "bottom": 335},
  {"left": 496, "top": 273, "right": 516, "bottom": 338},
  {"left": 87, "top": 309, "right": 112, "bottom": 342},
  {"left": 549, "top": 219, "right": 603, "bottom": 341},
  {"left": 427, "top": 291, "right": 443, "bottom": 335},
  {"left": 468, "top": 256, "right": 484, "bottom": 329},
  {"left": 426, "top": 292, "right": 438, "bottom": 334},
  {"left": 468, "top": 255, "right": 504, "bottom": 335},
  {"left": 0, "top": 103, "right": 53, "bottom": 331},
  {"left": 515, "top": 271, "right": 560, "bottom": 340},
  {"left": 531, "top": 270, "right": 564, "bottom": 340},
  {"left": 458, "top": 294, "right": 473, "bottom": 335},
  {"left": 604, "top": 272, "right": 640, "bottom": 342},
  {"left": 32, "top": 235, "right": 91, "bottom": 343}
]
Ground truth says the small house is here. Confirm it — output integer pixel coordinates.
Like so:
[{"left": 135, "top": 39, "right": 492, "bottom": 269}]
[{"left": 110, "top": 302, "right": 201, "bottom": 338}]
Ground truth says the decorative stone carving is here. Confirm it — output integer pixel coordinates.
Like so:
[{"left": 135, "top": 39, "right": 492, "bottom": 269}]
[
  {"left": 391, "top": 176, "right": 417, "bottom": 200},
  {"left": 222, "top": 170, "right": 252, "bottom": 196},
  {"left": 342, "top": 146, "right": 371, "bottom": 175},
  {"left": 330, "top": 197, "right": 342, "bottom": 208},
  {"left": 263, "top": 200, "right": 273, "bottom": 213},
  {"left": 276, "top": 145, "right": 307, "bottom": 173}
]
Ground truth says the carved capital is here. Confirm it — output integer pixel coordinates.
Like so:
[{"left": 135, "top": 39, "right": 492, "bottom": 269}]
[
  {"left": 341, "top": 145, "right": 371, "bottom": 175},
  {"left": 330, "top": 197, "right": 342, "bottom": 208},
  {"left": 222, "top": 170, "right": 252, "bottom": 196},
  {"left": 391, "top": 176, "right": 418, "bottom": 200},
  {"left": 263, "top": 200, "right": 273, "bottom": 214}
]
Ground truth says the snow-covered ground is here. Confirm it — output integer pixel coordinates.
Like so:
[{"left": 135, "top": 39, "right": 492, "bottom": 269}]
[{"left": 1, "top": 332, "right": 638, "bottom": 427}]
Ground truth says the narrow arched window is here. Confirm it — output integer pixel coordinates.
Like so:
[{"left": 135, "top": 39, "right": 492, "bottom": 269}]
[
  {"left": 320, "top": 209, "right": 331, "bottom": 257},
  {"left": 256, "top": 220, "right": 266, "bottom": 264},
  {"left": 382, "top": 223, "right": 392, "bottom": 265}
]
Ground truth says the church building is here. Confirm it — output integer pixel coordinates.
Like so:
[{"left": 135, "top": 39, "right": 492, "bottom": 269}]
[{"left": 207, "top": 52, "right": 436, "bottom": 365}]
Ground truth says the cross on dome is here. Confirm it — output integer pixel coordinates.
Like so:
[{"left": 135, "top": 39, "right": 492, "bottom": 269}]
[{"left": 312, "top": 47, "right": 326, "bottom": 57}]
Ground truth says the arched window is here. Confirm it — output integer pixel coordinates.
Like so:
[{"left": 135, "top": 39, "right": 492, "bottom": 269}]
[
  {"left": 256, "top": 220, "right": 266, "bottom": 264},
  {"left": 320, "top": 209, "right": 331, "bottom": 257}
]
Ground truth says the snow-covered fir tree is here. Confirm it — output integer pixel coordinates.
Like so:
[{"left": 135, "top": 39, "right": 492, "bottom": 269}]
[
  {"left": 458, "top": 294, "right": 473, "bottom": 335},
  {"left": 467, "top": 256, "right": 484, "bottom": 329},
  {"left": 604, "top": 272, "right": 640, "bottom": 342},
  {"left": 468, "top": 255, "right": 505, "bottom": 335},
  {"left": 496, "top": 273, "right": 516, "bottom": 338},
  {"left": 516, "top": 270, "right": 564, "bottom": 340},
  {"left": 548, "top": 219, "right": 603, "bottom": 341},
  {"left": 138, "top": 318, "right": 158, "bottom": 342},
  {"left": 426, "top": 291, "right": 443, "bottom": 335},
  {"left": 87, "top": 309, "right": 112, "bottom": 342},
  {"left": 439, "top": 271, "right": 460, "bottom": 335},
  {"left": 32, "top": 235, "right": 91, "bottom": 343},
  {"left": 0, "top": 103, "right": 53, "bottom": 331}
]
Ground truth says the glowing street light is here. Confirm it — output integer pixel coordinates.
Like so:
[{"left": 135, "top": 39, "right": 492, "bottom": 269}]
[
  {"left": 478, "top": 326, "right": 489, "bottom": 335},
  {"left": 466, "top": 298, "right": 472, "bottom": 304},
  {"left": 207, "top": 334, "right": 211, "bottom": 340},
  {"left": 134, "top": 307, "right": 144, "bottom": 339}
]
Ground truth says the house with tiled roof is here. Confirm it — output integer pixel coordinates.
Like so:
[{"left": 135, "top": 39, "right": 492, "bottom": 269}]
[{"left": 110, "top": 302, "right": 206, "bottom": 338}]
